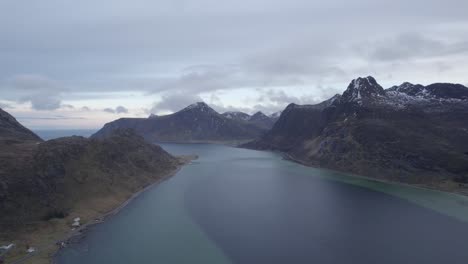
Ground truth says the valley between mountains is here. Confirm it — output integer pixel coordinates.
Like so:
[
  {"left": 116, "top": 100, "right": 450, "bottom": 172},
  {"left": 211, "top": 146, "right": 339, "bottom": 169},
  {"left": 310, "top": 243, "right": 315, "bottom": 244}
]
[
  {"left": 1, "top": 76, "right": 467, "bottom": 263},
  {"left": 94, "top": 76, "right": 468, "bottom": 194}
]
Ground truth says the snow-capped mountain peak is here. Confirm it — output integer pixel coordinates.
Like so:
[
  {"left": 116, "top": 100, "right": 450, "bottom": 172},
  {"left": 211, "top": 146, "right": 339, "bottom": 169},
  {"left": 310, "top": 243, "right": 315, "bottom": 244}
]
[
  {"left": 387, "top": 82, "right": 468, "bottom": 101},
  {"left": 180, "top": 102, "right": 218, "bottom": 115},
  {"left": 342, "top": 76, "right": 385, "bottom": 103}
]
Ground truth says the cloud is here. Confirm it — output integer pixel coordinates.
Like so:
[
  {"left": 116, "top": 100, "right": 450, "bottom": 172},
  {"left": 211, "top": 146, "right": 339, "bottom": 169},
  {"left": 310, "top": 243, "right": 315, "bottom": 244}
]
[
  {"left": 151, "top": 92, "right": 203, "bottom": 113},
  {"left": 144, "top": 64, "right": 245, "bottom": 95},
  {"left": 103, "top": 106, "right": 129, "bottom": 114},
  {"left": 358, "top": 33, "right": 468, "bottom": 62},
  {"left": 1, "top": 74, "right": 65, "bottom": 110},
  {"left": 213, "top": 101, "right": 289, "bottom": 115},
  {"left": 17, "top": 115, "right": 86, "bottom": 120},
  {"left": 0, "top": 102, "right": 13, "bottom": 109},
  {"left": 2, "top": 0, "right": 468, "bottom": 128},
  {"left": 210, "top": 104, "right": 252, "bottom": 114},
  {"left": 115, "top": 105, "right": 128, "bottom": 114},
  {"left": 21, "top": 94, "right": 62, "bottom": 110},
  {"left": 8, "top": 74, "right": 62, "bottom": 91},
  {"left": 260, "top": 90, "right": 302, "bottom": 105},
  {"left": 62, "top": 104, "right": 75, "bottom": 109}
]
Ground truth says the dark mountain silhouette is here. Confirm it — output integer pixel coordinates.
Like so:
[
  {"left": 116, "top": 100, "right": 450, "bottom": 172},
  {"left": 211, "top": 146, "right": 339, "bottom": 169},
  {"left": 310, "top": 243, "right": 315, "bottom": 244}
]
[
  {"left": 248, "top": 111, "right": 276, "bottom": 130},
  {"left": 222, "top": 111, "right": 251, "bottom": 122},
  {"left": 92, "top": 102, "right": 267, "bottom": 143},
  {"left": 0, "top": 108, "right": 42, "bottom": 142}
]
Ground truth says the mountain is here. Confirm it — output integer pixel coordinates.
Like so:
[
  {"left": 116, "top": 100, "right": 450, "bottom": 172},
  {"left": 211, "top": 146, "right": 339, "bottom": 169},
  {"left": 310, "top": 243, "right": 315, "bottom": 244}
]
[
  {"left": 244, "top": 77, "right": 468, "bottom": 193},
  {"left": 388, "top": 82, "right": 468, "bottom": 100},
  {"left": 93, "top": 102, "right": 266, "bottom": 143},
  {"left": 0, "top": 109, "right": 189, "bottom": 262},
  {"left": 0, "top": 108, "right": 42, "bottom": 142},
  {"left": 222, "top": 111, "right": 251, "bottom": 122},
  {"left": 269, "top": 111, "right": 282, "bottom": 120},
  {"left": 1, "top": 129, "right": 180, "bottom": 225},
  {"left": 222, "top": 110, "right": 278, "bottom": 130},
  {"left": 247, "top": 111, "right": 276, "bottom": 130}
]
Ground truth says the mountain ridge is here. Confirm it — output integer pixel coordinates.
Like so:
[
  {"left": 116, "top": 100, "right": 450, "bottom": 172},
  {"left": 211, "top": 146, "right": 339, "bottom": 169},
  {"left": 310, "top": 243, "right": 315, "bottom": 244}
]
[
  {"left": 243, "top": 76, "right": 468, "bottom": 193},
  {"left": 92, "top": 102, "right": 273, "bottom": 143}
]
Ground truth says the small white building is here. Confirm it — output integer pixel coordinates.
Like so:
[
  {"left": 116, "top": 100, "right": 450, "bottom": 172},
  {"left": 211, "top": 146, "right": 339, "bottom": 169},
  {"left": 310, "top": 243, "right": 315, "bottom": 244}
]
[{"left": 71, "top": 217, "right": 81, "bottom": 227}]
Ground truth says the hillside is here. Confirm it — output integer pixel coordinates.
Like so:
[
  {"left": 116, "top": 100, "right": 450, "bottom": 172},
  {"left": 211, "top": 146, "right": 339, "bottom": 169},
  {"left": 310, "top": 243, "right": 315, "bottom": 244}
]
[
  {"left": 244, "top": 77, "right": 468, "bottom": 193},
  {"left": 92, "top": 102, "right": 267, "bottom": 143},
  {"left": 0, "top": 109, "right": 190, "bottom": 263},
  {"left": 248, "top": 111, "right": 276, "bottom": 130},
  {"left": 0, "top": 108, "right": 42, "bottom": 142}
]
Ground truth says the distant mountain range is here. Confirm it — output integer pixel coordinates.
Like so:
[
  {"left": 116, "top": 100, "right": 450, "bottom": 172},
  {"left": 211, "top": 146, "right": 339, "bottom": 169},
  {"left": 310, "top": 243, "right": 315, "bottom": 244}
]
[
  {"left": 92, "top": 102, "right": 278, "bottom": 143},
  {"left": 2, "top": 76, "right": 468, "bottom": 199},
  {"left": 244, "top": 76, "right": 468, "bottom": 193}
]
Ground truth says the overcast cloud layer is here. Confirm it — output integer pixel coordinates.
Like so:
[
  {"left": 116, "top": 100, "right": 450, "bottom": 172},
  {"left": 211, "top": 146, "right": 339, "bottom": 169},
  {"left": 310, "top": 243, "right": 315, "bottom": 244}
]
[{"left": 1, "top": 0, "right": 468, "bottom": 129}]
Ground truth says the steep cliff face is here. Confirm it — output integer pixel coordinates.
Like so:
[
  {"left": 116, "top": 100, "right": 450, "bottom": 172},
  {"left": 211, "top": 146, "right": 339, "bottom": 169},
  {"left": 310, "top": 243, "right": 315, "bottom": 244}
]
[
  {"left": 249, "top": 94, "right": 341, "bottom": 151},
  {"left": 244, "top": 77, "right": 468, "bottom": 189},
  {"left": 93, "top": 102, "right": 266, "bottom": 142}
]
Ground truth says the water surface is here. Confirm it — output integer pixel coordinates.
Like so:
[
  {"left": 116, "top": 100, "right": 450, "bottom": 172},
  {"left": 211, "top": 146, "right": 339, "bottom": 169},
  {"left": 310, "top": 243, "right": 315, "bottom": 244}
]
[{"left": 56, "top": 144, "right": 468, "bottom": 264}]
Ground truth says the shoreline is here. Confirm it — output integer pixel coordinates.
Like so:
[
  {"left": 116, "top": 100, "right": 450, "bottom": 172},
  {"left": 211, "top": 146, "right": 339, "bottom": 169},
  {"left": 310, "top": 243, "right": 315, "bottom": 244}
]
[
  {"left": 281, "top": 152, "right": 468, "bottom": 198},
  {"left": 51, "top": 155, "right": 195, "bottom": 263},
  {"left": 155, "top": 139, "right": 253, "bottom": 147},
  {"left": 8, "top": 155, "right": 196, "bottom": 264}
]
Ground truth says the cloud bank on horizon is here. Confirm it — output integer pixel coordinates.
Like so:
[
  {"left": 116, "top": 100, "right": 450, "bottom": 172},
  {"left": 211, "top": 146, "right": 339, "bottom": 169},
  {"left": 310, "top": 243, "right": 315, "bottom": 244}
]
[{"left": 1, "top": 0, "right": 468, "bottom": 129}]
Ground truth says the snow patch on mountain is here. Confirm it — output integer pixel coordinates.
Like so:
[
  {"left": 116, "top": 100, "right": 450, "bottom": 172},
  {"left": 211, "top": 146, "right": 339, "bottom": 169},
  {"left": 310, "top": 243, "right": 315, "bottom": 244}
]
[
  {"left": 180, "top": 102, "right": 218, "bottom": 115},
  {"left": 341, "top": 76, "right": 385, "bottom": 104},
  {"left": 222, "top": 111, "right": 251, "bottom": 121}
]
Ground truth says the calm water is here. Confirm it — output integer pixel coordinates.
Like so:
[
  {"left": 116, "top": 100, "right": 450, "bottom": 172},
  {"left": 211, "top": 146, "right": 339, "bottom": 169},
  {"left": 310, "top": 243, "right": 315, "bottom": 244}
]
[{"left": 56, "top": 144, "right": 468, "bottom": 264}]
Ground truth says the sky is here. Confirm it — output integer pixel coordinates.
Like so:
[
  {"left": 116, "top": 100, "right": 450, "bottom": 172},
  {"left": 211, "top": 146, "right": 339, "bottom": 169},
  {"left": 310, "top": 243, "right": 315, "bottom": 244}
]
[{"left": 1, "top": 0, "right": 468, "bottom": 129}]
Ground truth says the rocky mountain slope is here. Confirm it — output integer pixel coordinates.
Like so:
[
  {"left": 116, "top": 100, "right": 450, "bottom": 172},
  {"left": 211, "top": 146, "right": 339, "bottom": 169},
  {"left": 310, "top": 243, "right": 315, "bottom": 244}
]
[
  {"left": 222, "top": 110, "right": 278, "bottom": 130},
  {"left": 244, "top": 77, "right": 468, "bottom": 192},
  {"left": 93, "top": 102, "right": 267, "bottom": 143},
  {"left": 0, "top": 108, "right": 42, "bottom": 142},
  {"left": 248, "top": 111, "right": 276, "bottom": 130},
  {"left": 0, "top": 109, "right": 187, "bottom": 262},
  {"left": 1, "top": 130, "right": 179, "bottom": 226}
]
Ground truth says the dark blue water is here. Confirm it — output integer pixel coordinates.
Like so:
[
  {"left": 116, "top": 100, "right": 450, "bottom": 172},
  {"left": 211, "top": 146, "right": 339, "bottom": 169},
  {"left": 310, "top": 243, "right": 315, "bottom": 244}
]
[{"left": 56, "top": 144, "right": 468, "bottom": 264}]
